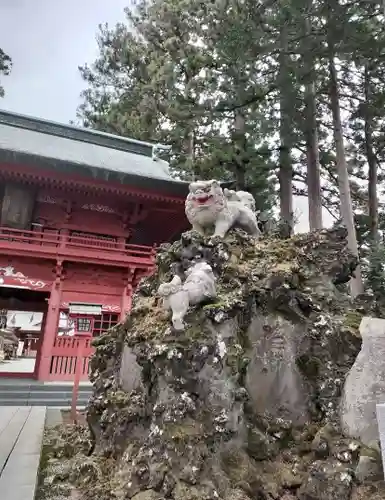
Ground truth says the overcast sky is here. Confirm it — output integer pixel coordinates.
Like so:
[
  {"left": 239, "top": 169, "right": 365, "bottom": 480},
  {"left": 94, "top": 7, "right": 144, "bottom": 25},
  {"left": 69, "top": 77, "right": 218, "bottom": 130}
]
[
  {"left": 0, "top": 0, "right": 128, "bottom": 122},
  {"left": 0, "top": 0, "right": 332, "bottom": 231}
]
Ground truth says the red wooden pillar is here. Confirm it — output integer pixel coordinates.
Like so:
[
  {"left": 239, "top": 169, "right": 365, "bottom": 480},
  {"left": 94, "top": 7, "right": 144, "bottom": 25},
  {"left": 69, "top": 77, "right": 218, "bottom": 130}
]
[
  {"left": 120, "top": 282, "right": 133, "bottom": 322},
  {"left": 33, "top": 310, "right": 47, "bottom": 379},
  {"left": 120, "top": 267, "right": 138, "bottom": 322},
  {"left": 36, "top": 261, "right": 63, "bottom": 381}
]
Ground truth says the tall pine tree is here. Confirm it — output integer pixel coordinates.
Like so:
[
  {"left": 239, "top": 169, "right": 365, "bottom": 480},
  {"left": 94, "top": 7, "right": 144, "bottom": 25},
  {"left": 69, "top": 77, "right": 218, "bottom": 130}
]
[{"left": 77, "top": 0, "right": 277, "bottom": 212}]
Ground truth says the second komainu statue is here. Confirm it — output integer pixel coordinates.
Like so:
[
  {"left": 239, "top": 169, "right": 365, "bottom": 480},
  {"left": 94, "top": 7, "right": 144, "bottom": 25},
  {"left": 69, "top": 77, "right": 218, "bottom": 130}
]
[{"left": 158, "top": 261, "right": 217, "bottom": 330}]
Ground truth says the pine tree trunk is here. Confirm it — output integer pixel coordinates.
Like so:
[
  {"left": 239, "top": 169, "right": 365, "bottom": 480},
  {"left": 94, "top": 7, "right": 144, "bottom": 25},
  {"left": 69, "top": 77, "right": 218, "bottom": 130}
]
[
  {"left": 364, "top": 65, "right": 378, "bottom": 242},
  {"left": 185, "top": 130, "right": 195, "bottom": 181},
  {"left": 278, "top": 18, "right": 293, "bottom": 234},
  {"left": 328, "top": 54, "right": 364, "bottom": 297},
  {"left": 233, "top": 110, "right": 246, "bottom": 190},
  {"left": 304, "top": 15, "right": 323, "bottom": 231},
  {"left": 183, "top": 71, "right": 196, "bottom": 181}
]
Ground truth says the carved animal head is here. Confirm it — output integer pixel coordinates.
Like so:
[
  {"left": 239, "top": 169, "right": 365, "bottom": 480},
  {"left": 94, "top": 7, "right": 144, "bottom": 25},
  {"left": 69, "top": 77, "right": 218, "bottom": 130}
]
[
  {"left": 187, "top": 180, "right": 224, "bottom": 206},
  {"left": 185, "top": 180, "right": 226, "bottom": 222},
  {"left": 236, "top": 191, "right": 256, "bottom": 212},
  {"left": 157, "top": 275, "right": 182, "bottom": 297},
  {"left": 223, "top": 189, "right": 237, "bottom": 201}
]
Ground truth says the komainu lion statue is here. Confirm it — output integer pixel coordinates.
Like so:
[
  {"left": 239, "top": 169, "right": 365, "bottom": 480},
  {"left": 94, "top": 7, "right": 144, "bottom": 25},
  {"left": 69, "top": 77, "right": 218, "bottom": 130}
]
[
  {"left": 185, "top": 179, "right": 261, "bottom": 238},
  {"left": 158, "top": 261, "right": 217, "bottom": 330}
]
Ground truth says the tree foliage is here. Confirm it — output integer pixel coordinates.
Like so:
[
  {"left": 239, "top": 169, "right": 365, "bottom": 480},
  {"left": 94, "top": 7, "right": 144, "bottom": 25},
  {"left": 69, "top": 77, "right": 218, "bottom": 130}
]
[
  {"left": 79, "top": 0, "right": 385, "bottom": 295},
  {"left": 77, "top": 0, "right": 282, "bottom": 212},
  {"left": 0, "top": 48, "right": 11, "bottom": 98}
]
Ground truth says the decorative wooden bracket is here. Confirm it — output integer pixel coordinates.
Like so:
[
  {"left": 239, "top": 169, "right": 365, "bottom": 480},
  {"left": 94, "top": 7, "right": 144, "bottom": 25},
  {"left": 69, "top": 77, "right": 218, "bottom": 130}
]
[
  {"left": 121, "top": 204, "right": 150, "bottom": 233},
  {"left": 129, "top": 204, "right": 149, "bottom": 226}
]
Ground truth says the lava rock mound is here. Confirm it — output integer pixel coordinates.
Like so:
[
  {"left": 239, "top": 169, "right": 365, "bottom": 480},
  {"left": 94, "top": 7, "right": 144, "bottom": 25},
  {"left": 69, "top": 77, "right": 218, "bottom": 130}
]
[{"left": 48, "top": 227, "right": 385, "bottom": 500}]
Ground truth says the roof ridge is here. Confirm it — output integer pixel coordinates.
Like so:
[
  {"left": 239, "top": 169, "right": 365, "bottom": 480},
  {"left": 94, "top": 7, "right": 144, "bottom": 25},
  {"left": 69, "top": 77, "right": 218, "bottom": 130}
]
[{"left": 0, "top": 109, "right": 160, "bottom": 158}]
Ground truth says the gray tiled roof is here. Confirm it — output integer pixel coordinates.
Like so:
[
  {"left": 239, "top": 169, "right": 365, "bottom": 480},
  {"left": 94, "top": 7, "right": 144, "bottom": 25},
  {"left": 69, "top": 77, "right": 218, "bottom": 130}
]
[{"left": 0, "top": 110, "right": 173, "bottom": 181}]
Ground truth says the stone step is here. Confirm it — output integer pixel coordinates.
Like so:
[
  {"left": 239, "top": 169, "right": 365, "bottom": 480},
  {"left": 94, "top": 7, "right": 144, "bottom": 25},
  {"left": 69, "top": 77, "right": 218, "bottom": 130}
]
[
  {"left": 0, "top": 379, "right": 93, "bottom": 407},
  {"left": 0, "top": 379, "right": 92, "bottom": 390},
  {"left": 0, "top": 390, "right": 91, "bottom": 400},
  {"left": 0, "top": 386, "right": 92, "bottom": 394},
  {"left": 0, "top": 399, "right": 88, "bottom": 407}
]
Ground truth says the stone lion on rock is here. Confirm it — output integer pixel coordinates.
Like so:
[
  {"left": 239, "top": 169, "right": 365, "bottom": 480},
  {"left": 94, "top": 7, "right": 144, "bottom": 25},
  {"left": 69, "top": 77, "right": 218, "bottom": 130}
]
[
  {"left": 158, "top": 261, "right": 217, "bottom": 330},
  {"left": 185, "top": 179, "right": 261, "bottom": 238}
]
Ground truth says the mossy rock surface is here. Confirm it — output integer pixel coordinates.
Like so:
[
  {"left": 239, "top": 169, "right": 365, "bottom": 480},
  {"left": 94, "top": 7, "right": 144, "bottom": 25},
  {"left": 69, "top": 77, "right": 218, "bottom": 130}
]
[{"left": 40, "top": 227, "right": 382, "bottom": 500}]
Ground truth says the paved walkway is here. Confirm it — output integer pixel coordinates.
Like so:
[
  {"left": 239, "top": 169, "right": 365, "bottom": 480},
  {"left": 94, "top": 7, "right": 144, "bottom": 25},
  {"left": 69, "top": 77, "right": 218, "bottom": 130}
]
[
  {"left": 0, "top": 406, "right": 46, "bottom": 500},
  {"left": 0, "top": 358, "right": 36, "bottom": 372}
]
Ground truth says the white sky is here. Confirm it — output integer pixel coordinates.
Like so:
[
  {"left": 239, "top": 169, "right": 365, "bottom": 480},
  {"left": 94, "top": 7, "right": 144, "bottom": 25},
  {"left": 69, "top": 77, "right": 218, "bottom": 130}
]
[
  {"left": 0, "top": 0, "right": 333, "bottom": 232},
  {"left": 0, "top": 0, "right": 128, "bottom": 122}
]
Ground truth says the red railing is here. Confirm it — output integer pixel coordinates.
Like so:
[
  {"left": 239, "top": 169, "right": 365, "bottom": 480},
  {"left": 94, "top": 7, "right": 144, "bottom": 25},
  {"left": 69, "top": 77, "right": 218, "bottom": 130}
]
[
  {"left": 0, "top": 226, "right": 156, "bottom": 264},
  {"left": 48, "top": 335, "right": 94, "bottom": 382},
  {"left": 69, "top": 231, "right": 117, "bottom": 249}
]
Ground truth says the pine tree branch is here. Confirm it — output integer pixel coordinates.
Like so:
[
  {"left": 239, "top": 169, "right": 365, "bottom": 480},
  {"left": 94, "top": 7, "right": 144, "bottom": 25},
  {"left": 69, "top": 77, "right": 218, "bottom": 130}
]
[
  {"left": 212, "top": 85, "right": 277, "bottom": 113},
  {"left": 293, "top": 189, "right": 339, "bottom": 221}
]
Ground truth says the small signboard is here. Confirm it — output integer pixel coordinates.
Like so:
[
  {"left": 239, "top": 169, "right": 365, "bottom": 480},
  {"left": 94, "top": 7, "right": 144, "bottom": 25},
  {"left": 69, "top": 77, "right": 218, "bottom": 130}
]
[{"left": 68, "top": 303, "right": 102, "bottom": 315}]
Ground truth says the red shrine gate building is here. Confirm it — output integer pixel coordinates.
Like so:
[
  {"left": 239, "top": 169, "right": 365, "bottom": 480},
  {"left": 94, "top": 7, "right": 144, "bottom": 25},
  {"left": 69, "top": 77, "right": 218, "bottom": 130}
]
[{"left": 0, "top": 110, "right": 189, "bottom": 381}]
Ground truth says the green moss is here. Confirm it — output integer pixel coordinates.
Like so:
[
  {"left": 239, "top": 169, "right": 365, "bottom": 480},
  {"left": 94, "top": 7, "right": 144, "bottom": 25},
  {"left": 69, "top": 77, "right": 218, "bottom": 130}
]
[
  {"left": 35, "top": 441, "right": 52, "bottom": 499},
  {"left": 108, "top": 390, "right": 131, "bottom": 407},
  {"left": 220, "top": 446, "right": 259, "bottom": 489},
  {"left": 182, "top": 310, "right": 215, "bottom": 341},
  {"left": 343, "top": 310, "right": 363, "bottom": 335},
  {"left": 360, "top": 443, "right": 381, "bottom": 460},
  {"left": 128, "top": 302, "right": 170, "bottom": 342},
  {"left": 247, "top": 427, "right": 277, "bottom": 460},
  {"left": 225, "top": 340, "right": 249, "bottom": 379},
  {"left": 92, "top": 332, "right": 114, "bottom": 348},
  {"left": 164, "top": 420, "right": 203, "bottom": 444},
  {"left": 202, "top": 301, "right": 227, "bottom": 310},
  {"left": 225, "top": 356, "right": 238, "bottom": 375},
  {"left": 184, "top": 323, "right": 204, "bottom": 340},
  {"left": 296, "top": 354, "right": 320, "bottom": 379}
]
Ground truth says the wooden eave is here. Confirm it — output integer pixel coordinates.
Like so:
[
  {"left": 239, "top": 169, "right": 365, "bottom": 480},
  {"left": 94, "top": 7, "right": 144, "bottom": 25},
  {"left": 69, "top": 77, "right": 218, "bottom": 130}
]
[{"left": 0, "top": 158, "right": 187, "bottom": 205}]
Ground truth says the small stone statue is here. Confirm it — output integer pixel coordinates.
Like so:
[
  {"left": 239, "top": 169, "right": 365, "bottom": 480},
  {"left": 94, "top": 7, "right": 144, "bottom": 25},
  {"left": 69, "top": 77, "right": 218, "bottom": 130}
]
[
  {"left": 158, "top": 261, "right": 217, "bottom": 330},
  {"left": 185, "top": 179, "right": 261, "bottom": 238}
]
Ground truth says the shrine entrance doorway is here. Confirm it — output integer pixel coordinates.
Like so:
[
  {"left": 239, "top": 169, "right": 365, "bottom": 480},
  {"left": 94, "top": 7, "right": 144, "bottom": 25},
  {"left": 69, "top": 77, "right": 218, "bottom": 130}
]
[{"left": 0, "top": 286, "right": 49, "bottom": 378}]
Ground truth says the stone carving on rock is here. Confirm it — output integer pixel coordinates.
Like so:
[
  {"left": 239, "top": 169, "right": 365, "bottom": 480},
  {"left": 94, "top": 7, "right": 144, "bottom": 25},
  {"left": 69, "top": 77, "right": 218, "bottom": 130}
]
[
  {"left": 158, "top": 261, "right": 216, "bottom": 330},
  {"left": 185, "top": 179, "right": 261, "bottom": 238},
  {"left": 245, "top": 314, "right": 310, "bottom": 424}
]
